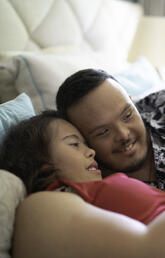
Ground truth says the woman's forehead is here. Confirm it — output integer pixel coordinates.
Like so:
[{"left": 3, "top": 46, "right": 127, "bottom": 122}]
[{"left": 52, "top": 119, "right": 84, "bottom": 140}]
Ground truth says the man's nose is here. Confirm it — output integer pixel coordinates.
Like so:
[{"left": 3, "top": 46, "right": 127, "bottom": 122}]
[{"left": 114, "top": 124, "right": 130, "bottom": 142}]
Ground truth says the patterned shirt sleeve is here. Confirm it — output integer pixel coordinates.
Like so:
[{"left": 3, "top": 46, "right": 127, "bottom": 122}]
[{"left": 135, "top": 90, "right": 165, "bottom": 125}]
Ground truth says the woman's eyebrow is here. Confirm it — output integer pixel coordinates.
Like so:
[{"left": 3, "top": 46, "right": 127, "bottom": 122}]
[{"left": 62, "top": 134, "right": 80, "bottom": 141}]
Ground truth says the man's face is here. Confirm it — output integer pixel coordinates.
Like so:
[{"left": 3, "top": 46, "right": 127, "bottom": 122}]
[{"left": 68, "top": 79, "right": 149, "bottom": 173}]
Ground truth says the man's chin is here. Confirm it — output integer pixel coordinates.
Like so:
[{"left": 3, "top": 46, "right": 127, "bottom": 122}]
[
  {"left": 111, "top": 158, "right": 148, "bottom": 174},
  {"left": 100, "top": 156, "right": 147, "bottom": 174}
]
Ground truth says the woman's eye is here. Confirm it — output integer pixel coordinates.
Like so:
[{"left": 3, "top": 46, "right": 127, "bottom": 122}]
[
  {"left": 96, "top": 129, "right": 109, "bottom": 137},
  {"left": 70, "top": 142, "right": 79, "bottom": 147}
]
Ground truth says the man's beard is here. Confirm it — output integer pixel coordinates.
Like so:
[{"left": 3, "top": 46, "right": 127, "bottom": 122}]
[
  {"left": 98, "top": 130, "right": 151, "bottom": 175},
  {"left": 109, "top": 153, "right": 148, "bottom": 173}
]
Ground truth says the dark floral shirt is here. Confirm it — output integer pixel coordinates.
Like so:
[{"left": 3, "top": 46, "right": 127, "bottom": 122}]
[{"left": 135, "top": 89, "right": 165, "bottom": 190}]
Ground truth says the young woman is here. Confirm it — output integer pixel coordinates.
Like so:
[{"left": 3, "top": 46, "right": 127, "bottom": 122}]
[{"left": 0, "top": 110, "right": 165, "bottom": 257}]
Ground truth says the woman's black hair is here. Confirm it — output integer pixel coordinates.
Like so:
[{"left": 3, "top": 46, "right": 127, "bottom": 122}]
[{"left": 0, "top": 110, "right": 61, "bottom": 194}]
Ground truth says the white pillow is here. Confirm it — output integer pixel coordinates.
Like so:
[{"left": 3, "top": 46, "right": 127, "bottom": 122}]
[
  {"left": 114, "top": 56, "right": 164, "bottom": 99},
  {"left": 0, "top": 52, "right": 164, "bottom": 113},
  {"left": 0, "top": 170, "right": 26, "bottom": 258},
  {"left": 0, "top": 51, "right": 100, "bottom": 113}
]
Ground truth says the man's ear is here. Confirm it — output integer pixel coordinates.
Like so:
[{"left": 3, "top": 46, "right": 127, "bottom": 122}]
[
  {"left": 129, "top": 95, "right": 139, "bottom": 104},
  {"left": 129, "top": 95, "right": 133, "bottom": 101}
]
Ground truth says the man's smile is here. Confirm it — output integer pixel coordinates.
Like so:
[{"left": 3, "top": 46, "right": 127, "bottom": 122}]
[{"left": 113, "top": 139, "right": 136, "bottom": 155}]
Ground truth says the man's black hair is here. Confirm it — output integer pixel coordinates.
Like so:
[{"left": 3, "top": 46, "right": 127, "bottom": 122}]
[{"left": 56, "top": 68, "right": 117, "bottom": 119}]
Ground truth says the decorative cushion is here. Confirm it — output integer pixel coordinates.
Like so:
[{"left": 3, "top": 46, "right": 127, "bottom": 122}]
[
  {"left": 0, "top": 93, "right": 35, "bottom": 147},
  {"left": 0, "top": 169, "right": 26, "bottom": 258}
]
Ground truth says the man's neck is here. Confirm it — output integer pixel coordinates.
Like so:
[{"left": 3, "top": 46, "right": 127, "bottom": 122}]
[{"left": 101, "top": 142, "right": 156, "bottom": 182}]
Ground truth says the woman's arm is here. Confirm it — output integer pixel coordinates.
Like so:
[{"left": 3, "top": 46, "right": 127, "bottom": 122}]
[{"left": 12, "top": 191, "right": 163, "bottom": 258}]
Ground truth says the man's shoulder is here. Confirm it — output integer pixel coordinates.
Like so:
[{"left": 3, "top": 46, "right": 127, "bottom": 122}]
[{"left": 135, "top": 89, "right": 165, "bottom": 112}]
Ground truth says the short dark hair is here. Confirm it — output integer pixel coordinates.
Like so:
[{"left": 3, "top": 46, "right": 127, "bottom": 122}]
[
  {"left": 56, "top": 68, "right": 117, "bottom": 119},
  {"left": 0, "top": 110, "right": 61, "bottom": 194}
]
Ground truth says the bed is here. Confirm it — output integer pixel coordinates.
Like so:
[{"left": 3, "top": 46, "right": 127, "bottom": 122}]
[{"left": 0, "top": 0, "right": 165, "bottom": 256}]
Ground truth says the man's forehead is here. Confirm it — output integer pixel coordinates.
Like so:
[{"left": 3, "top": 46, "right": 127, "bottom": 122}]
[
  {"left": 68, "top": 100, "right": 133, "bottom": 137},
  {"left": 68, "top": 91, "right": 128, "bottom": 117},
  {"left": 67, "top": 79, "right": 131, "bottom": 127}
]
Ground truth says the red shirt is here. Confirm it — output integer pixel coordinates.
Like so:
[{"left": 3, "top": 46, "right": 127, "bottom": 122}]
[{"left": 47, "top": 173, "right": 165, "bottom": 225}]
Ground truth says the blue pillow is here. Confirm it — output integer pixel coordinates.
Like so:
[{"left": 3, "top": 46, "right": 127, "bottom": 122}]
[
  {"left": 0, "top": 93, "right": 35, "bottom": 147},
  {"left": 114, "top": 57, "right": 164, "bottom": 99}
]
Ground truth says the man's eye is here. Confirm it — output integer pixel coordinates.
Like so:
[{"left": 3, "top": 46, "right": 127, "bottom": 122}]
[
  {"left": 96, "top": 129, "right": 109, "bottom": 137},
  {"left": 124, "top": 110, "right": 132, "bottom": 121}
]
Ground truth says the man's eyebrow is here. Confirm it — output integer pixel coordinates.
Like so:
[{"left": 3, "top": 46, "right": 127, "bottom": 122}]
[
  {"left": 88, "top": 104, "right": 131, "bottom": 135},
  {"left": 88, "top": 123, "right": 109, "bottom": 135},
  {"left": 120, "top": 104, "right": 131, "bottom": 116}
]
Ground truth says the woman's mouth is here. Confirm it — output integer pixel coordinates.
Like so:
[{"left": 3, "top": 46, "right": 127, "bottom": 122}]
[{"left": 87, "top": 161, "right": 102, "bottom": 174}]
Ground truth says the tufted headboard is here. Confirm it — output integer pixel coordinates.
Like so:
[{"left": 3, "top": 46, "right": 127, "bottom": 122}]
[
  {"left": 0, "top": 0, "right": 143, "bottom": 64},
  {"left": 0, "top": 0, "right": 147, "bottom": 113}
]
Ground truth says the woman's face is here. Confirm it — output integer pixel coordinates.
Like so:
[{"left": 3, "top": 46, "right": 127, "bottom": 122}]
[{"left": 47, "top": 119, "right": 102, "bottom": 182}]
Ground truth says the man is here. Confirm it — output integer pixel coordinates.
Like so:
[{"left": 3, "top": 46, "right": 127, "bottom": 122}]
[{"left": 56, "top": 68, "right": 165, "bottom": 190}]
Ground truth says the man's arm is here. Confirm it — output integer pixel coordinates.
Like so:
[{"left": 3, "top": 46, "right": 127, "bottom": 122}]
[{"left": 12, "top": 191, "right": 163, "bottom": 258}]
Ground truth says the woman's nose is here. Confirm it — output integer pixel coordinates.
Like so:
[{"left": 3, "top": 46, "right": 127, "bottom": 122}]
[{"left": 85, "top": 146, "right": 95, "bottom": 158}]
